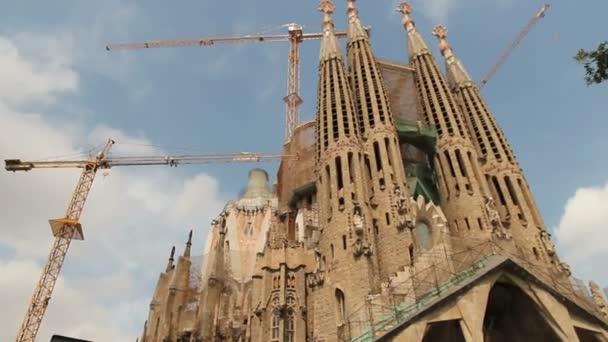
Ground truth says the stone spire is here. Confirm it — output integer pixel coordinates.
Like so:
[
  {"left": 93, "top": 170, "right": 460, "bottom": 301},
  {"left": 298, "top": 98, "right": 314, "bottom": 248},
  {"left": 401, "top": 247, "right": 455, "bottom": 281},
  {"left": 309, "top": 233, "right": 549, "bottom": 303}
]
[
  {"left": 432, "top": 25, "right": 475, "bottom": 88},
  {"left": 397, "top": 3, "right": 501, "bottom": 260},
  {"left": 184, "top": 230, "right": 193, "bottom": 258},
  {"left": 397, "top": 2, "right": 431, "bottom": 57},
  {"left": 166, "top": 246, "right": 175, "bottom": 272},
  {"left": 319, "top": 0, "right": 343, "bottom": 61},
  {"left": 314, "top": 0, "right": 380, "bottom": 335},
  {"left": 346, "top": 0, "right": 367, "bottom": 42},
  {"left": 432, "top": 26, "right": 562, "bottom": 269},
  {"left": 345, "top": 0, "right": 410, "bottom": 279}
]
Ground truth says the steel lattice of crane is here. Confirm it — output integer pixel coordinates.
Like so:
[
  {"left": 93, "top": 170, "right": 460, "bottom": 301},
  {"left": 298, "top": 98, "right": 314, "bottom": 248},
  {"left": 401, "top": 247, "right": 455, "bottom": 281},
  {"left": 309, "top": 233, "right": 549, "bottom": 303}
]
[
  {"left": 7, "top": 139, "right": 296, "bottom": 342},
  {"left": 106, "top": 24, "right": 353, "bottom": 144},
  {"left": 479, "top": 3, "right": 550, "bottom": 89}
]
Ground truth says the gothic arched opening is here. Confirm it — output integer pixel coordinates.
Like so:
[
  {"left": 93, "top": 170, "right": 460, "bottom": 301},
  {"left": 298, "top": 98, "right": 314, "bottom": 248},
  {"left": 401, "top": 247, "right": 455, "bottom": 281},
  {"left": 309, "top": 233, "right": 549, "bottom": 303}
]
[
  {"left": 421, "top": 319, "right": 465, "bottom": 342},
  {"left": 483, "top": 282, "right": 560, "bottom": 341}
]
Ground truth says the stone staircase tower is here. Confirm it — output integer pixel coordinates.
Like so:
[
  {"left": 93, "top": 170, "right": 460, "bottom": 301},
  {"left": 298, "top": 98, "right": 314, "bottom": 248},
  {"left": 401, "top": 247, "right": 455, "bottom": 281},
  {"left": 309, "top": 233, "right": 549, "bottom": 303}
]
[{"left": 345, "top": 0, "right": 413, "bottom": 280}]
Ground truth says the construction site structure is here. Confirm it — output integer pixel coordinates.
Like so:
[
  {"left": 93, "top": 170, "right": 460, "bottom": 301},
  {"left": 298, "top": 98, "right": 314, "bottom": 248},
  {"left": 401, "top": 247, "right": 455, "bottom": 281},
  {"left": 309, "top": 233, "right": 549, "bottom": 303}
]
[
  {"left": 5, "top": 142, "right": 295, "bottom": 342},
  {"left": 106, "top": 24, "right": 368, "bottom": 144},
  {"left": 479, "top": 3, "right": 550, "bottom": 88},
  {"left": 135, "top": 1, "right": 608, "bottom": 342}
]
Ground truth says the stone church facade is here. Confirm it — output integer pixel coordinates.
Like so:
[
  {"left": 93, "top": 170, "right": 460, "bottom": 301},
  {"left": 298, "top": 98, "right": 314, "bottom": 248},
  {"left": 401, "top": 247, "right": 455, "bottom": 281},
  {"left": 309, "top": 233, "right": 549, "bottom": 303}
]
[{"left": 138, "top": 1, "right": 608, "bottom": 341}]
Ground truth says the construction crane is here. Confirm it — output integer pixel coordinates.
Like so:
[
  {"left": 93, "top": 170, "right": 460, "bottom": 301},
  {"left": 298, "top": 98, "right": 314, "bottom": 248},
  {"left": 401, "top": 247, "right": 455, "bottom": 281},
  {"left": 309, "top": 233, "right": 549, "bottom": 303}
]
[
  {"left": 7, "top": 139, "right": 296, "bottom": 342},
  {"left": 106, "top": 24, "right": 352, "bottom": 144},
  {"left": 479, "top": 3, "right": 550, "bottom": 89}
]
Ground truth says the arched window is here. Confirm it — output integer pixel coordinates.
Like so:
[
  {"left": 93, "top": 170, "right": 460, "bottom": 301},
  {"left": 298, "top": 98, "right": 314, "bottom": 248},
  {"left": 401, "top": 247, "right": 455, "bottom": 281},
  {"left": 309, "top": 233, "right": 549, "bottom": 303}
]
[
  {"left": 335, "top": 289, "right": 346, "bottom": 323},
  {"left": 284, "top": 309, "right": 295, "bottom": 342},
  {"left": 271, "top": 311, "right": 280, "bottom": 341},
  {"left": 414, "top": 221, "right": 432, "bottom": 250}
]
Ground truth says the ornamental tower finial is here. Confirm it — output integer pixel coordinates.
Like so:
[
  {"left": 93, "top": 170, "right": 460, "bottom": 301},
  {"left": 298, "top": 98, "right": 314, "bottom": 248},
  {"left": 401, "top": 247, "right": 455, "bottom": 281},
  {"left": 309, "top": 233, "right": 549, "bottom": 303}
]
[
  {"left": 432, "top": 25, "right": 454, "bottom": 58},
  {"left": 166, "top": 246, "right": 175, "bottom": 272},
  {"left": 184, "top": 229, "right": 193, "bottom": 257},
  {"left": 318, "top": 0, "right": 343, "bottom": 61},
  {"left": 319, "top": 0, "right": 336, "bottom": 31},
  {"left": 397, "top": 2, "right": 416, "bottom": 32},
  {"left": 346, "top": 0, "right": 367, "bottom": 42}
]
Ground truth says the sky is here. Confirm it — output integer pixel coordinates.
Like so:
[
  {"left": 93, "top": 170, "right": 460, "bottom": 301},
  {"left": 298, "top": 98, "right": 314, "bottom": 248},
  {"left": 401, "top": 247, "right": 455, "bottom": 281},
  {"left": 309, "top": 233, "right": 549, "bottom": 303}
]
[{"left": 0, "top": 0, "right": 607, "bottom": 340}]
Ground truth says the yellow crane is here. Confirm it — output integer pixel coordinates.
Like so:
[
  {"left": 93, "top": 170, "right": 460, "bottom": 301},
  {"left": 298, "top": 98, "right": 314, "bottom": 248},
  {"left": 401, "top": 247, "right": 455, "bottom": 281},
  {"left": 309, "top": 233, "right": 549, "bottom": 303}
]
[
  {"left": 479, "top": 3, "right": 550, "bottom": 88},
  {"left": 6, "top": 139, "right": 296, "bottom": 342},
  {"left": 105, "top": 24, "right": 358, "bottom": 143}
]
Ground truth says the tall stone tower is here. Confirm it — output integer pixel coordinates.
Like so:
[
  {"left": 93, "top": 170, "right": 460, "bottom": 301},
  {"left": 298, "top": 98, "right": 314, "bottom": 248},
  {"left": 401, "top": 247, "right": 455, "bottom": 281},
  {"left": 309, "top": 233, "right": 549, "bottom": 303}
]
[
  {"left": 313, "top": 0, "right": 379, "bottom": 338},
  {"left": 345, "top": 0, "right": 413, "bottom": 279},
  {"left": 397, "top": 3, "right": 503, "bottom": 262},
  {"left": 431, "top": 26, "right": 566, "bottom": 273}
]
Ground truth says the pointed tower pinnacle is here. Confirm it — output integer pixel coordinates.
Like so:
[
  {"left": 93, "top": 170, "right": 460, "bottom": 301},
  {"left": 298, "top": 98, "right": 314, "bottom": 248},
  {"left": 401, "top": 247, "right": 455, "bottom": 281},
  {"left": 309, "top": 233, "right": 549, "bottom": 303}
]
[
  {"left": 346, "top": 0, "right": 410, "bottom": 278},
  {"left": 314, "top": 0, "right": 381, "bottom": 332},
  {"left": 184, "top": 229, "right": 193, "bottom": 258},
  {"left": 166, "top": 246, "right": 175, "bottom": 272},
  {"left": 432, "top": 26, "right": 568, "bottom": 271},
  {"left": 397, "top": 2, "right": 431, "bottom": 56},
  {"left": 319, "top": 0, "right": 343, "bottom": 61},
  {"left": 397, "top": 2, "right": 499, "bottom": 262},
  {"left": 346, "top": 0, "right": 367, "bottom": 42},
  {"left": 432, "top": 25, "right": 475, "bottom": 88}
]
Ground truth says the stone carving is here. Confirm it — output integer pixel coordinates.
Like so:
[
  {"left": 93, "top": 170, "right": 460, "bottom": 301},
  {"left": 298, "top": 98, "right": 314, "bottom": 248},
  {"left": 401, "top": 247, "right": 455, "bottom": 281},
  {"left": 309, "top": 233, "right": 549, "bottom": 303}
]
[
  {"left": 353, "top": 207, "right": 364, "bottom": 235},
  {"left": 393, "top": 186, "right": 415, "bottom": 229},
  {"left": 559, "top": 262, "right": 572, "bottom": 277},
  {"left": 589, "top": 281, "right": 608, "bottom": 318},
  {"left": 352, "top": 238, "right": 373, "bottom": 257},
  {"left": 539, "top": 231, "right": 556, "bottom": 256},
  {"left": 484, "top": 195, "right": 511, "bottom": 239}
]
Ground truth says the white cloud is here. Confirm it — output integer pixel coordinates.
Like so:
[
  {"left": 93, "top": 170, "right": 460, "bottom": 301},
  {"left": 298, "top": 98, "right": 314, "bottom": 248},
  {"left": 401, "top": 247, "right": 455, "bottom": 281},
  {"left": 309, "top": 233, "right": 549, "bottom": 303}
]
[
  {"left": 0, "top": 31, "right": 226, "bottom": 341},
  {"left": 0, "top": 36, "right": 78, "bottom": 107},
  {"left": 555, "top": 182, "right": 608, "bottom": 286}
]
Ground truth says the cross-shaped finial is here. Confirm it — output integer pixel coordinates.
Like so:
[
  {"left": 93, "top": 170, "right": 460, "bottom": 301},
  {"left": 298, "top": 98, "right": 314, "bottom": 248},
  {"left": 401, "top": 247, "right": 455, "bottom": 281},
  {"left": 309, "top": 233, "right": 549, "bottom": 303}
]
[
  {"left": 397, "top": 2, "right": 412, "bottom": 14},
  {"left": 319, "top": 0, "right": 335, "bottom": 14},
  {"left": 432, "top": 25, "right": 448, "bottom": 39}
]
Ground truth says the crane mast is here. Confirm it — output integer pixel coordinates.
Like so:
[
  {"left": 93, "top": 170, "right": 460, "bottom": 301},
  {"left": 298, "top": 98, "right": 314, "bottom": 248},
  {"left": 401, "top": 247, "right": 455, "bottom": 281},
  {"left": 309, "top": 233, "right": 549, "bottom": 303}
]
[
  {"left": 15, "top": 139, "right": 115, "bottom": 342},
  {"left": 285, "top": 24, "right": 303, "bottom": 143},
  {"left": 8, "top": 140, "right": 295, "bottom": 342},
  {"left": 479, "top": 3, "right": 550, "bottom": 88},
  {"left": 106, "top": 26, "right": 351, "bottom": 143}
]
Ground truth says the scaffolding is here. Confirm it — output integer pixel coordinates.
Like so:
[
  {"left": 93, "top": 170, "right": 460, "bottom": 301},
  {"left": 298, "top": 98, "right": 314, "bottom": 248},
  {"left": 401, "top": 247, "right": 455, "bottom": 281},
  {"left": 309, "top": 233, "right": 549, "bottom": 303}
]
[{"left": 343, "top": 231, "right": 604, "bottom": 342}]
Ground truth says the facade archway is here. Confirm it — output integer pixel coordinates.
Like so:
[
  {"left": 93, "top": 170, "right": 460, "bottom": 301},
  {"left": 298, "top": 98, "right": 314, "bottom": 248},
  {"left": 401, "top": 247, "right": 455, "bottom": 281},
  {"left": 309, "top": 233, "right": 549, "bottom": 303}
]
[{"left": 483, "top": 282, "right": 560, "bottom": 341}]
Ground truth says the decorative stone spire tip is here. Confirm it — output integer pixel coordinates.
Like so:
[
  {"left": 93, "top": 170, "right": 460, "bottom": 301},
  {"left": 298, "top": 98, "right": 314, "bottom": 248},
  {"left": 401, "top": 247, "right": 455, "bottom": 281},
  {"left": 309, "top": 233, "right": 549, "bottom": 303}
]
[
  {"left": 184, "top": 229, "right": 193, "bottom": 257},
  {"left": 397, "top": 2, "right": 416, "bottom": 31},
  {"left": 432, "top": 25, "right": 453, "bottom": 57}
]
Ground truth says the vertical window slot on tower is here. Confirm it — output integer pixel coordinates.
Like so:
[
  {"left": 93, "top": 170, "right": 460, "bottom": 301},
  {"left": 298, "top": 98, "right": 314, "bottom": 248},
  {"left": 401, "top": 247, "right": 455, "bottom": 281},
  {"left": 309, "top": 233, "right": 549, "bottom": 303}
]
[
  {"left": 455, "top": 149, "right": 467, "bottom": 177},
  {"left": 445, "top": 151, "right": 456, "bottom": 177},
  {"left": 384, "top": 138, "right": 393, "bottom": 167},
  {"left": 491, "top": 176, "right": 507, "bottom": 206},
  {"left": 505, "top": 176, "right": 519, "bottom": 205},
  {"left": 373, "top": 141, "right": 383, "bottom": 171}
]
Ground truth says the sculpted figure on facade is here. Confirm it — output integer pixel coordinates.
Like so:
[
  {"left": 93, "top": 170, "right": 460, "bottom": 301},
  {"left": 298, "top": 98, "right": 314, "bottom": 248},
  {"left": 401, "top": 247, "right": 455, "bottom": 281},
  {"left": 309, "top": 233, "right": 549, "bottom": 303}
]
[
  {"left": 353, "top": 206, "right": 365, "bottom": 235},
  {"left": 539, "top": 230, "right": 556, "bottom": 256},
  {"left": 484, "top": 195, "right": 511, "bottom": 239},
  {"left": 393, "top": 186, "right": 415, "bottom": 229}
]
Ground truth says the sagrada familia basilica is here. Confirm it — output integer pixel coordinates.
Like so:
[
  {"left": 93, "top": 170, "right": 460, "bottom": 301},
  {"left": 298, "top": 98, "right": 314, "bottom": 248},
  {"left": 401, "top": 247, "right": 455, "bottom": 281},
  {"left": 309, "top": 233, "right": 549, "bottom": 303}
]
[{"left": 137, "top": 1, "right": 608, "bottom": 341}]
